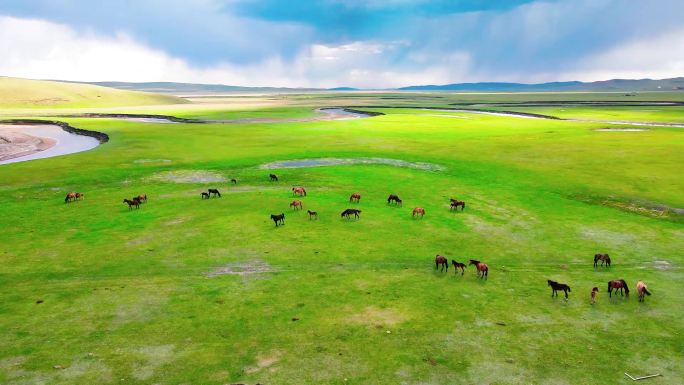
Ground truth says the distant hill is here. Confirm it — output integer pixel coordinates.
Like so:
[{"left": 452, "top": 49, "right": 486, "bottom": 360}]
[
  {"left": 397, "top": 78, "right": 684, "bottom": 92},
  {"left": 0, "top": 77, "right": 186, "bottom": 109},
  {"left": 74, "top": 81, "right": 325, "bottom": 95}
]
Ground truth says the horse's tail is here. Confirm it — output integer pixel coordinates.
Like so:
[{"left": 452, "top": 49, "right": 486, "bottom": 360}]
[{"left": 644, "top": 288, "right": 651, "bottom": 296}]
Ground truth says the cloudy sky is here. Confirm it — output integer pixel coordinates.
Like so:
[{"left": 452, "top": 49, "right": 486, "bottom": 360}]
[{"left": 0, "top": 0, "right": 683, "bottom": 88}]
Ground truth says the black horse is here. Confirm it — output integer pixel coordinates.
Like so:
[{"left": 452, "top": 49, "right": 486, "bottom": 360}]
[
  {"left": 341, "top": 208, "right": 361, "bottom": 219},
  {"left": 271, "top": 213, "right": 285, "bottom": 227},
  {"left": 387, "top": 194, "right": 402, "bottom": 206},
  {"left": 230, "top": 178, "right": 237, "bottom": 184},
  {"left": 269, "top": 174, "right": 278, "bottom": 182},
  {"left": 547, "top": 280, "right": 571, "bottom": 299},
  {"left": 201, "top": 192, "right": 210, "bottom": 199},
  {"left": 208, "top": 188, "right": 221, "bottom": 197}
]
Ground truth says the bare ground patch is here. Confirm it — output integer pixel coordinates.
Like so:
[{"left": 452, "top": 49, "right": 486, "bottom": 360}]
[
  {"left": 145, "top": 170, "right": 226, "bottom": 183},
  {"left": 570, "top": 195, "right": 684, "bottom": 223},
  {"left": 244, "top": 350, "right": 282, "bottom": 374},
  {"left": 654, "top": 260, "right": 674, "bottom": 270},
  {"left": 207, "top": 259, "right": 276, "bottom": 277},
  {"left": 346, "top": 306, "right": 409, "bottom": 327},
  {"left": 131, "top": 345, "right": 176, "bottom": 381},
  {"left": 260, "top": 157, "right": 445, "bottom": 172},
  {"left": 595, "top": 127, "right": 648, "bottom": 132}
]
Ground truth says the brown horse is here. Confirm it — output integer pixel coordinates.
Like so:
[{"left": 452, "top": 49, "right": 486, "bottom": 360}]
[
  {"left": 594, "top": 253, "right": 611, "bottom": 267},
  {"left": 64, "top": 192, "right": 83, "bottom": 203},
  {"left": 591, "top": 287, "right": 599, "bottom": 304},
  {"left": 608, "top": 279, "right": 629, "bottom": 298},
  {"left": 292, "top": 187, "right": 307, "bottom": 196},
  {"left": 136, "top": 194, "right": 147, "bottom": 203},
  {"left": 435, "top": 255, "right": 448, "bottom": 272},
  {"left": 636, "top": 281, "right": 651, "bottom": 302},
  {"left": 469, "top": 259, "right": 488, "bottom": 279},
  {"left": 412, "top": 207, "right": 425, "bottom": 218},
  {"left": 450, "top": 199, "right": 465, "bottom": 211},
  {"left": 290, "top": 200, "right": 303, "bottom": 210},
  {"left": 307, "top": 210, "right": 318, "bottom": 220},
  {"left": 123, "top": 198, "right": 140, "bottom": 210},
  {"left": 349, "top": 193, "right": 361, "bottom": 203},
  {"left": 547, "top": 280, "right": 571, "bottom": 299},
  {"left": 451, "top": 260, "right": 466, "bottom": 275}
]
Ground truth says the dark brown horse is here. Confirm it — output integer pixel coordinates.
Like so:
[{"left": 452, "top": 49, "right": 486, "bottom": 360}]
[
  {"left": 271, "top": 213, "right": 285, "bottom": 226},
  {"left": 547, "top": 280, "right": 571, "bottom": 299},
  {"left": 201, "top": 192, "right": 210, "bottom": 199},
  {"left": 123, "top": 198, "right": 140, "bottom": 210},
  {"left": 451, "top": 260, "right": 466, "bottom": 275},
  {"left": 292, "top": 187, "right": 307, "bottom": 196},
  {"left": 269, "top": 173, "right": 278, "bottom": 182},
  {"left": 608, "top": 279, "right": 629, "bottom": 298},
  {"left": 450, "top": 199, "right": 465, "bottom": 211},
  {"left": 435, "top": 255, "right": 448, "bottom": 271},
  {"left": 387, "top": 194, "right": 402, "bottom": 206},
  {"left": 412, "top": 207, "right": 425, "bottom": 218},
  {"left": 290, "top": 200, "right": 303, "bottom": 210},
  {"left": 636, "top": 281, "right": 651, "bottom": 302},
  {"left": 307, "top": 210, "right": 318, "bottom": 220},
  {"left": 349, "top": 193, "right": 361, "bottom": 203},
  {"left": 208, "top": 188, "right": 221, "bottom": 197},
  {"left": 230, "top": 178, "right": 237, "bottom": 184},
  {"left": 469, "top": 259, "right": 488, "bottom": 279},
  {"left": 594, "top": 253, "right": 611, "bottom": 267},
  {"left": 341, "top": 208, "right": 361, "bottom": 219}
]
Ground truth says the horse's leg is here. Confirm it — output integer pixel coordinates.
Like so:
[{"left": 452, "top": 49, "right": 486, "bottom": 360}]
[{"left": 564, "top": 289, "right": 568, "bottom": 299}]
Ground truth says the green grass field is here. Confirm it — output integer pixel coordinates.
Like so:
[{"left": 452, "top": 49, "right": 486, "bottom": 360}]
[{"left": 1, "top": 88, "right": 682, "bottom": 384}]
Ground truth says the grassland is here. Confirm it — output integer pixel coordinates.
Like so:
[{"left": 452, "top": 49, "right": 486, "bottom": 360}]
[{"left": 0, "top": 88, "right": 682, "bottom": 385}]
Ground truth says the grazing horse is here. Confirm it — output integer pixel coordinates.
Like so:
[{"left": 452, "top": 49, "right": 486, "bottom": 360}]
[
  {"left": 435, "top": 255, "right": 448, "bottom": 271},
  {"left": 387, "top": 194, "right": 402, "bottom": 206},
  {"left": 307, "top": 210, "right": 318, "bottom": 220},
  {"left": 412, "top": 207, "right": 425, "bottom": 218},
  {"left": 290, "top": 200, "right": 303, "bottom": 210},
  {"left": 64, "top": 192, "right": 79, "bottom": 203},
  {"left": 201, "top": 192, "right": 210, "bottom": 199},
  {"left": 269, "top": 174, "right": 278, "bottom": 182},
  {"left": 469, "top": 259, "right": 489, "bottom": 279},
  {"left": 591, "top": 287, "right": 599, "bottom": 304},
  {"left": 636, "top": 281, "right": 651, "bottom": 302},
  {"left": 292, "top": 187, "right": 307, "bottom": 196},
  {"left": 208, "top": 188, "right": 221, "bottom": 198},
  {"left": 451, "top": 260, "right": 466, "bottom": 275},
  {"left": 450, "top": 199, "right": 465, "bottom": 211},
  {"left": 547, "top": 280, "right": 571, "bottom": 299},
  {"left": 594, "top": 253, "right": 611, "bottom": 267},
  {"left": 608, "top": 279, "right": 629, "bottom": 298},
  {"left": 349, "top": 193, "right": 361, "bottom": 203},
  {"left": 341, "top": 208, "right": 361, "bottom": 219},
  {"left": 271, "top": 213, "right": 285, "bottom": 227},
  {"left": 136, "top": 194, "right": 147, "bottom": 203},
  {"left": 123, "top": 198, "right": 140, "bottom": 210},
  {"left": 230, "top": 178, "right": 237, "bottom": 184}
]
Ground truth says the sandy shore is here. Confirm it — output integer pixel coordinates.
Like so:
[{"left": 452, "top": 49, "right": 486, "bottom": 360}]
[{"left": 0, "top": 126, "right": 57, "bottom": 161}]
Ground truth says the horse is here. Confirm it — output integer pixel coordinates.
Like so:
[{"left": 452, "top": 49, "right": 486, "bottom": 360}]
[
  {"left": 292, "top": 187, "right": 307, "bottom": 196},
  {"left": 451, "top": 260, "right": 466, "bottom": 275},
  {"left": 608, "top": 279, "right": 629, "bottom": 298},
  {"left": 469, "top": 259, "right": 488, "bottom": 279},
  {"left": 269, "top": 174, "right": 278, "bottom": 182},
  {"left": 230, "top": 178, "right": 237, "bottom": 184},
  {"left": 450, "top": 199, "right": 465, "bottom": 211},
  {"left": 208, "top": 188, "right": 221, "bottom": 198},
  {"left": 64, "top": 192, "right": 80, "bottom": 203},
  {"left": 136, "top": 194, "right": 147, "bottom": 203},
  {"left": 271, "top": 213, "right": 285, "bottom": 227},
  {"left": 412, "top": 207, "right": 425, "bottom": 218},
  {"left": 636, "top": 281, "right": 651, "bottom": 302},
  {"left": 387, "top": 194, "right": 402, "bottom": 206},
  {"left": 594, "top": 253, "right": 611, "bottom": 267},
  {"left": 123, "top": 198, "right": 140, "bottom": 210},
  {"left": 341, "top": 208, "right": 361, "bottom": 219},
  {"left": 435, "top": 255, "right": 448, "bottom": 271},
  {"left": 201, "top": 192, "right": 210, "bottom": 199},
  {"left": 591, "top": 287, "right": 599, "bottom": 304},
  {"left": 307, "top": 210, "right": 318, "bottom": 220},
  {"left": 349, "top": 193, "right": 361, "bottom": 203},
  {"left": 547, "top": 280, "right": 571, "bottom": 299},
  {"left": 290, "top": 200, "right": 303, "bottom": 210}
]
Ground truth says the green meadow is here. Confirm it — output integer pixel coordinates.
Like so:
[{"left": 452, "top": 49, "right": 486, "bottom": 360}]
[{"left": 1, "top": 86, "right": 683, "bottom": 384}]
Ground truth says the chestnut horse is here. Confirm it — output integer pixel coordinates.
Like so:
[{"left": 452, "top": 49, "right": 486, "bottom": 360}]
[
  {"left": 591, "top": 287, "right": 599, "bottom": 304},
  {"left": 349, "top": 193, "right": 361, "bottom": 203},
  {"left": 292, "top": 187, "right": 307, "bottom": 196},
  {"left": 290, "top": 200, "right": 303, "bottom": 210},
  {"left": 636, "top": 281, "right": 651, "bottom": 302},
  {"left": 469, "top": 259, "right": 488, "bottom": 279},
  {"left": 547, "top": 280, "right": 571, "bottom": 299},
  {"left": 450, "top": 199, "right": 465, "bottom": 211},
  {"left": 594, "top": 253, "right": 611, "bottom": 267},
  {"left": 307, "top": 210, "right": 318, "bottom": 220},
  {"left": 136, "top": 194, "right": 147, "bottom": 203},
  {"left": 412, "top": 207, "right": 425, "bottom": 218},
  {"left": 435, "top": 255, "right": 448, "bottom": 271},
  {"left": 387, "top": 194, "right": 402, "bottom": 206},
  {"left": 64, "top": 192, "right": 83, "bottom": 203},
  {"left": 451, "top": 260, "right": 466, "bottom": 275},
  {"left": 123, "top": 198, "right": 140, "bottom": 210},
  {"left": 608, "top": 279, "right": 629, "bottom": 298}
]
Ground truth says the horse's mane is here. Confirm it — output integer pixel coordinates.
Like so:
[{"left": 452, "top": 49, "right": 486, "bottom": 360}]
[{"left": 621, "top": 279, "right": 629, "bottom": 293}]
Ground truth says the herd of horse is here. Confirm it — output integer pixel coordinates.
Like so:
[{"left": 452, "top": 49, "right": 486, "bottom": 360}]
[{"left": 63, "top": 172, "right": 653, "bottom": 303}]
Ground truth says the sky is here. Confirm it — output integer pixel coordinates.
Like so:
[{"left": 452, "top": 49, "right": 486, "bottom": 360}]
[{"left": 0, "top": 0, "right": 683, "bottom": 88}]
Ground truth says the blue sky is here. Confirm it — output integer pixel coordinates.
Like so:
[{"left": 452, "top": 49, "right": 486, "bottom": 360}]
[{"left": 0, "top": 0, "right": 682, "bottom": 88}]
